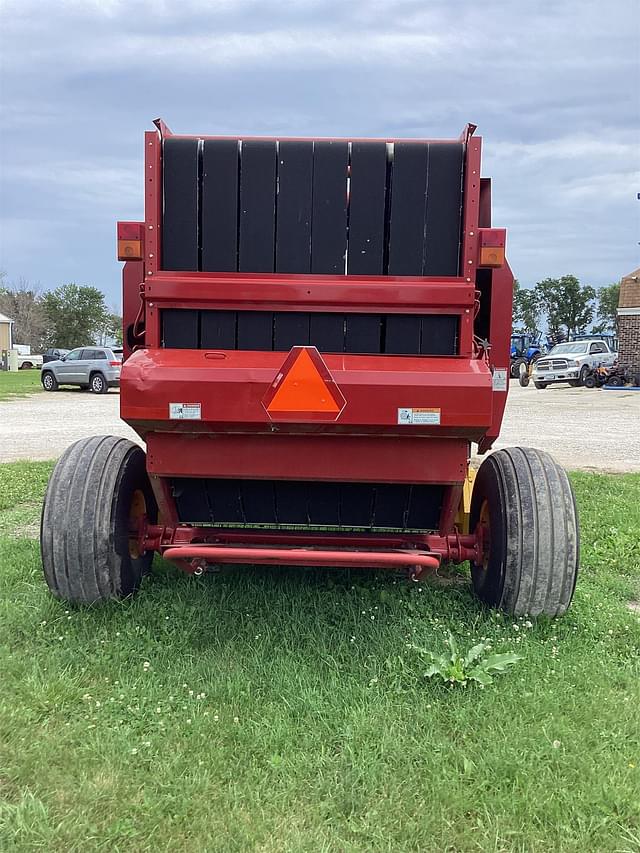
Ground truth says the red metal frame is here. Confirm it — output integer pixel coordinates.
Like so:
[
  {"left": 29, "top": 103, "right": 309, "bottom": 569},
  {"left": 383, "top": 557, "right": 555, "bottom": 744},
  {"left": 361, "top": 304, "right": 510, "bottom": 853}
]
[
  {"left": 137, "top": 522, "right": 481, "bottom": 578},
  {"left": 119, "top": 121, "right": 512, "bottom": 576}
]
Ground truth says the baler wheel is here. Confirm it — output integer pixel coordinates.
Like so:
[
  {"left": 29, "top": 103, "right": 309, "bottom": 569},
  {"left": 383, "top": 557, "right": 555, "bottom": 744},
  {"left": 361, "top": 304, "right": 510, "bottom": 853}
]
[
  {"left": 469, "top": 447, "right": 579, "bottom": 617},
  {"left": 40, "top": 436, "right": 156, "bottom": 604}
]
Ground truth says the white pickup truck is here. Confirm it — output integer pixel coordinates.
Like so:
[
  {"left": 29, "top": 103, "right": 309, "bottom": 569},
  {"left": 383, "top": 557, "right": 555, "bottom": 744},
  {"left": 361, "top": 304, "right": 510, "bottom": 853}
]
[
  {"left": 15, "top": 344, "right": 44, "bottom": 370},
  {"left": 532, "top": 339, "right": 616, "bottom": 388}
]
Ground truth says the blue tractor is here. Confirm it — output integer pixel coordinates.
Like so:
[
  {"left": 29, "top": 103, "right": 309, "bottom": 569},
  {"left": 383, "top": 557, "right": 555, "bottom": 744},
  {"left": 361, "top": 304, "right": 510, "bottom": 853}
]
[{"left": 510, "top": 333, "right": 548, "bottom": 378}]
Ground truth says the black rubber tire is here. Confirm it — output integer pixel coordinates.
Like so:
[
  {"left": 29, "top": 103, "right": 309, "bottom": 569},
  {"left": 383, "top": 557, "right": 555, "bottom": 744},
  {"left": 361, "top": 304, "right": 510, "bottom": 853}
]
[
  {"left": 567, "top": 379, "right": 581, "bottom": 387},
  {"left": 518, "top": 373, "right": 530, "bottom": 387},
  {"left": 533, "top": 381, "right": 547, "bottom": 390},
  {"left": 41, "top": 371, "right": 59, "bottom": 391},
  {"left": 90, "top": 372, "right": 108, "bottom": 394},
  {"left": 510, "top": 358, "right": 527, "bottom": 379},
  {"left": 606, "top": 375, "right": 623, "bottom": 387},
  {"left": 40, "top": 436, "right": 157, "bottom": 604},
  {"left": 470, "top": 447, "right": 579, "bottom": 617},
  {"left": 20, "top": 361, "right": 33, "bottom": 370},
  {"left": 578, "top": 365, "right": 589, "bottom": 386},
  {"left": 583, "top": 375, "right": 597, "bottom": 389}
]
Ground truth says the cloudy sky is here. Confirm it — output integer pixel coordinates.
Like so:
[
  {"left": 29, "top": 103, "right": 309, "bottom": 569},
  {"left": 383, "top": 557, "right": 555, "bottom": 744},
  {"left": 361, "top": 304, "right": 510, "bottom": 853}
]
[{"left": 1, "top": 0, "right": 638, "bottom": 307}]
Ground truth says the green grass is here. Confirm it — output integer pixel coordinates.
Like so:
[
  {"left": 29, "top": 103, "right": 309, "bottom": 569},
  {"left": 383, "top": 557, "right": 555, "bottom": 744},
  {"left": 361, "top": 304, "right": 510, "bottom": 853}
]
[
  {"left": 0, "top": 463, "right": 638, "bottom": 852},
  {"left": 0, "top": 369, "right": 42, "bottom": 401}
]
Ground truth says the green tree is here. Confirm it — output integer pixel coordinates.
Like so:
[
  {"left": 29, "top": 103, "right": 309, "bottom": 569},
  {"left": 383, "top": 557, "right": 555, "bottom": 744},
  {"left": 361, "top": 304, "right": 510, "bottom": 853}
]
[
  {"left": 0, "top": 279, "right": 48, "bottom": 350},
  {"left": 535, "top": 275, "right": 596, "bottom": 339},
  {"left": 96, "top": 311, "right": 123, "bottom": 347},
  {"left": 594, "top": 282, "right": 620, "bottom": 332},
  {"left": 512, "top": 279, "right": 540, "bottom": 333},
  {"left": 41, "top": 284, "right": 109, "bottom": 350}
]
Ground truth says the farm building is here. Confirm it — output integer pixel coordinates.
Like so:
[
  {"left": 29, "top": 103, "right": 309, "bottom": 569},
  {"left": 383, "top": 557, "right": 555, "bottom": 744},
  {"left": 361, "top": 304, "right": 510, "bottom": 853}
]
[
  {"left": 0, "top": 312, "right": 14, "bottom": 353},
  {"left": 618, "top": 268, "right": 640, "bottom": 375}
]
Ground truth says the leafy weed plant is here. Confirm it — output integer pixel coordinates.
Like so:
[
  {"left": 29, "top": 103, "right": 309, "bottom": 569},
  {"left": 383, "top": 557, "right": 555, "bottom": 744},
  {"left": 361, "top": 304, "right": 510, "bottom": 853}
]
[{"left": 410, "top": 631, "right": 522, "bottom": 686}]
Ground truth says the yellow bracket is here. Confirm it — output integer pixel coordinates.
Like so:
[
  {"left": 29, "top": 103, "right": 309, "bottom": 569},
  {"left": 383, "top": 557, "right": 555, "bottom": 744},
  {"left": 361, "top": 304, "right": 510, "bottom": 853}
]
[{"left": 455, "top": 468, "right": 477, "bottom": 534}]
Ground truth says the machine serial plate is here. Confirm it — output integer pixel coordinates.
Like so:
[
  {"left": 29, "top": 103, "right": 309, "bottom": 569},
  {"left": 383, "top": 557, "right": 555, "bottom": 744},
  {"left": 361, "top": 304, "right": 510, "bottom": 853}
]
[{"left": 169, "top": 402, "right": 202, "bottom": 420}]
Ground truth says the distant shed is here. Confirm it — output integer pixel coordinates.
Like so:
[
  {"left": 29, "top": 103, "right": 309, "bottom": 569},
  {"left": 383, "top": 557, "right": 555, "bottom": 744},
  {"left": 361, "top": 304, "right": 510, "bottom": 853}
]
[{"left": 0, "top": 312, "right": 14, "bottom": 352}]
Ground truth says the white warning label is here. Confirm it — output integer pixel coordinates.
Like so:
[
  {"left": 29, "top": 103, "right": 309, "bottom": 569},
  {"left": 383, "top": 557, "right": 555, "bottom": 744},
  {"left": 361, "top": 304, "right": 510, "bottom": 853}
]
[
  {"left": 492, "top": 368, "right": 508, "bottom": 391},
  {"left": 397, "top": 407, "right": 441, "bottom": 425},
  {"left": 169, "top": 402, "right": 202, "bottom": 420}
]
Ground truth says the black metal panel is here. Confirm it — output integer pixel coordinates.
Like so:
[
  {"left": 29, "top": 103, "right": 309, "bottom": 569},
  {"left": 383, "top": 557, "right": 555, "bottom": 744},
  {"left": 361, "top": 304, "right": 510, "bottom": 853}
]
[
  {"left": 309, "top": 313, "right": 345, "bottom": 353},
  {"left": 201, "top": 139, "right": 239, "bottom": 272},
  {"left": 420, "top": 316, "right": 458, "bottom": 356},
  {"left": 200, "top": 310, "right": 236, "bottom": 349},
  {"left": 347, "top": 142, "right": 388, "bottom": 275},
  {"left": 162, "top": 310, "right": 458, "bottom": 356},
  {"left": 276, "top": 141, "right": 313, "bottom": 273},
  {"left": 406, "top": 485, "right": 442, "bottom": 530},
  {"left": 275, "top": 482, "right": 309, "bottom": 525},
  {"left": 387, "top": 142, "right": 429, "bottom": 275},
  {"left": 162, "top": 309, "right": 199, "bottom": 349},
  {"left": 311, "top": 141, "right": 348, "bottom": 274},
  {"left": 172, "top": 478, "right": 209, "bottom": 522},
  {"left": 239, "top": 141, "right": 277, "bottom": 272},
  {"left": 339, "top": 484, "right": 374, "bottom": 528},
  {"left": 385, "top": 315, "right": 422, "bottom": 355},
  {"left": 345, "top": 314, "right": 381, "bottom": 354},
  {"left": 307, "top": 483, "right": 341, "bottom": 526},
  {"left": 372, "top": 485, "right": 411, "bottom": 529},
  {"left": 241, "top": 481, "right": 277, "bottom": 524},
  {"left": 423, "top": 143, "right": 463, "bottom": 276},
  {"left": 237, "top": 312, "right": 273, "bottom": 350},
  {"left": 206, "top": 480, "right": 244, "bottom": 525},
  {"left": 162, "top": 137, "right": 199, "bottom": 271},
  {"left": 273, "top": 312, "right": 310, "bottom": 351},
  {"left": 172, "top": 479, "right": 443, "bottom": 531}
]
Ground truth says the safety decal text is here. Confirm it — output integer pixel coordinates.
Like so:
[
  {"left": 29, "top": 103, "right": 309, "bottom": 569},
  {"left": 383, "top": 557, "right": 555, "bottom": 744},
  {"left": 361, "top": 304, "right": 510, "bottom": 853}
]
[
  {"left": 397, "top": 407, "right": 441, "bottom": 425},
  {"left": 492, "top": 369, "right": 508, "bottom": 391}
]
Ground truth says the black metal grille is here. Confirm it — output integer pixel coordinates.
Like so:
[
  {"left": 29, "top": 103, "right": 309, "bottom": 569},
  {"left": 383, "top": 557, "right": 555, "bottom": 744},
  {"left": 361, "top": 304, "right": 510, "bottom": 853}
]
[
  {"left": 172, "top": 478, "right": 444, "bottom": 532},
  {"left": 162, "top": 137, "right": 464, "bottom": 277},
  {"left": 161, "top": 309, "right": 458, "bottom": 356}
]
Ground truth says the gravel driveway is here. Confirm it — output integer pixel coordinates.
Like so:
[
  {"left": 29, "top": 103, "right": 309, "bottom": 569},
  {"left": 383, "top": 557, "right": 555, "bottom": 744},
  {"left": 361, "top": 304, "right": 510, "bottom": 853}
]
[{"left": 2, "top": 383, "right": 639, "bottom": 472}]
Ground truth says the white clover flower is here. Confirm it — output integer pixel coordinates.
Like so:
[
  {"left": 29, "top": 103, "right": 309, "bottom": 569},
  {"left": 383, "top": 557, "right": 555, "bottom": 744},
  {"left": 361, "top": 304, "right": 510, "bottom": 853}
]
[{"left": 552, "top": 740, "right": 561, "bottom": 749}]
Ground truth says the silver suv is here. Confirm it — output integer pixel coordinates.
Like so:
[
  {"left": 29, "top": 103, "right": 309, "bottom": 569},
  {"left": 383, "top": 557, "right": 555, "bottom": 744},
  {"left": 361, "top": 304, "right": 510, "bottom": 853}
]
[{"left": 41, "top": 347, "right": 122, "bottom": 394}]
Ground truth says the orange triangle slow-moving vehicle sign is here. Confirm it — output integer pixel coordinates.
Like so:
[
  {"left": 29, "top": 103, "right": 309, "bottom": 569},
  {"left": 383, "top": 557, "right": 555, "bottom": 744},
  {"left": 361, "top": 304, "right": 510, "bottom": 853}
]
[{"left": 263, "top": 346, "right": 346, "bottom": 422}]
